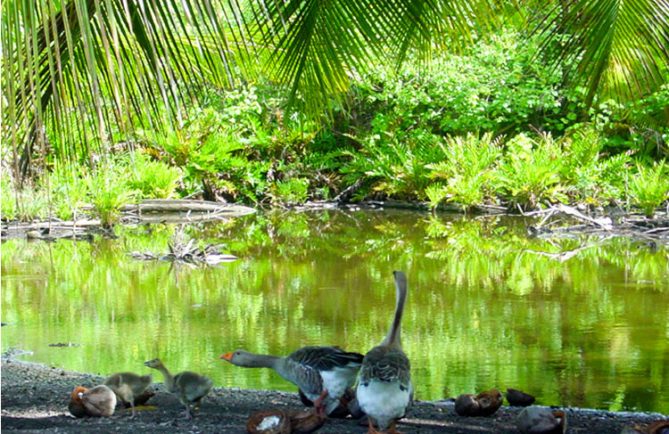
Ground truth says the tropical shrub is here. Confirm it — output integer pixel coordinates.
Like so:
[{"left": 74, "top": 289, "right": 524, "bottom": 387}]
[
  {"left": 1, "top": 173, "right": 17, "bottom": 220},
  {"left": 425, "top": 183, "right": 449, "bottom": 211},
  {"left": 271, "top": 177, "right": 310, "bottom": 205},
  {"left": 341, "top": 135, "right": 441, "bottom": 200},
  {"left": 427, "top": 133, "right": 503, "bottom": 210},
  {"left": 84, "top": 162, "right": 136, "bottom": 228},
  {"left": 495, "top": 134, "right": 566, "bottom": 209},
  {"left": 125, "top": 151, "right": 182, "bottom": 199},
  {"left": 629, "top": 161, "right": 669, "bottom": 217},
  {"left": 349, "top": 33, "right": 567, "bottom": 139},
  {"left": 557, "top": 127, "right": 631, "bottom": 206},
  {"left": 42, "top": 163, "right": 90, "bottom": 221}
]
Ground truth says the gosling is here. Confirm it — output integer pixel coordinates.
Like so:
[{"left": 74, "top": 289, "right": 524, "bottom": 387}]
[
  {"left": 144, "top": 358, "right": 213, "bottom": 419},
  {"left": 103, "top": 372, "right": 152, "bottom": 417}
]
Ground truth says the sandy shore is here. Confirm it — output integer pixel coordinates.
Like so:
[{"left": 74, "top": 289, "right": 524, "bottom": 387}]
[{"left": 1, "top": 359, "right": 667, "bottom": 433}]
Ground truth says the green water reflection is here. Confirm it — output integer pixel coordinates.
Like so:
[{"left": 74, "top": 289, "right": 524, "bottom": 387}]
[{"left": 1, "top": 210, "right": 668, "bottom": 414}]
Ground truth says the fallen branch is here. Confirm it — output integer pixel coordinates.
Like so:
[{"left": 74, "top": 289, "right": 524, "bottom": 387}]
[
  {"left": 121, "top": 199, "right": 255, "bottom": 217},
  {"left": 554, "top": 205, "right": 613, "bottom": 230}
]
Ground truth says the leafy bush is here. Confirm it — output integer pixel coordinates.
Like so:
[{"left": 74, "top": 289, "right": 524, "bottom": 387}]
[
  {"left": 349, "top": 32, "right": 567, "bottom": 139},
  {"left": 1, "top": 173, "right": 16, "bottom": 220},
  {"left": 629, "top": 161, "right": 669, "bottom": 216},
  {"left": 558, "top": 127, "right": 630, "bottom": 205},
  {"left": 84, "top": 162, "right": 136, "bottom": 228},
  {"left": 427, "top": 133, "right": 502, "bottom": 210},
  {"left": 425, "top": 183, "right": 449, "bottom": 211},
  {"left": 125, "top": 151, "right": 182, "bottom": 199},
  {"left": 341, "top": 135, "right": 441, "bottom": 200},
  {"left": 271, "top": 177, "right": 310, "bottom": 205},
  {"left": 42, "top": 163, "right": 89, "bottom": 220},
  {"left": 495, "top": 134, "right": 566, "bottom": 209}
]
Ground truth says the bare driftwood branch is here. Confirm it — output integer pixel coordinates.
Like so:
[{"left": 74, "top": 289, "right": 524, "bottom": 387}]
[
  {"left": 121, "top": 199, "right": 256, "bottom": 217},
  {"left": 553, "top": 205, "right": 613, "bottom": 230}
]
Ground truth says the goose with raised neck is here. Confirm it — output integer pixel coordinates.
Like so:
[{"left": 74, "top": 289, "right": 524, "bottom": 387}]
[
  {"left": 221, "top": 345, "right": 363, "bottom": 416},
  {"left": 356, "top": 270, "right": 412, "bottom": 434},
  {"left": 144, "top": 358, "right": 213, "bottom": 419}
]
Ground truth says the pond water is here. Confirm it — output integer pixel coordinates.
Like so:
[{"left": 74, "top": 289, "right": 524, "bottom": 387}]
[{"left": 1, "top": 209, "right": 668, "bottom": 414}]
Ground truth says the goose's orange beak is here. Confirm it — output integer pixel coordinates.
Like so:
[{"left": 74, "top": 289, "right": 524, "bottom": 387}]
[{"left": 220, "top": 352, "right": 233, "bottom": 361}]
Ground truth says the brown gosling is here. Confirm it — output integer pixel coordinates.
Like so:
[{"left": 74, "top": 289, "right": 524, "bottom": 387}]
[
  {"left": 103, "top": 372, "right": 152, "bottom": 417},
  {"left": 454, "top": 389, "right": 503, "bottom": 417},
  {"left": 505, "top": 388, "right": 536, "bottom": 407},
  {"left": 144, "top": 358, "right": 213, "bottom": 419}
]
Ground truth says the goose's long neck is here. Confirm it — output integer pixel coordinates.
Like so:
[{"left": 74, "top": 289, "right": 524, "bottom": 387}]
[
  {"left": 244, "top": 353, "right": 283, "bottom": 369},
  {"left": 382, "top": 271, "right": 408, "bottom": 348},
  {"left": 156, "top": 365, "right": 175, "bottom": 391}
]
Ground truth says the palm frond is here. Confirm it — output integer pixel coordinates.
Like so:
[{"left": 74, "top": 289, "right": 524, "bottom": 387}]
[
  {"left": 534, "top": 0, "right": 669, "bottom": 105},
  {"left": 1, "top": 0, "right": 249, "bottom": 179},
  {"left": 256, "top": 0, "right": 506, "bottom": 112}
]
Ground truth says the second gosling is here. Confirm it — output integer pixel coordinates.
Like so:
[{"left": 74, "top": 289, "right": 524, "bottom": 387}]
[
  {"left": 103, "top": 372, "right": 152, "bottom": 417},
  {"left": 144, "top": 358, "right": 213, "bottom": 419}
]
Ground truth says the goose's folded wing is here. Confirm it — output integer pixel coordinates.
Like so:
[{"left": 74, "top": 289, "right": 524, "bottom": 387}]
[
  {"left": 360, "top": 346, "right": 411, "bottom": 390},
  {"left": 290, "top": 346, "right": 364, "bottom": 371}
]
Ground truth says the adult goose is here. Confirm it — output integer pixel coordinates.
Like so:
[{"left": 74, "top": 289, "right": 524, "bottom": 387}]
[
  {"left": 356, "top": 270, "right": 412, "bottom": 434},
  {"left": 221, "top": 345, "right": 363, "bottom": 416}
]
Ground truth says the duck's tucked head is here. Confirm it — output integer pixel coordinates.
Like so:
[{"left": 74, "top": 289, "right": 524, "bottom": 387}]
[{"left": 71, "top": 386, "right": 88, "bottom": 402}]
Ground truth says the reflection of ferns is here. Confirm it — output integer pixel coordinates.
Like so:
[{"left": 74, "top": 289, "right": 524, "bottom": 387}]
[{"left": 2, "top": 211, "right": 668, "bottom": 410}]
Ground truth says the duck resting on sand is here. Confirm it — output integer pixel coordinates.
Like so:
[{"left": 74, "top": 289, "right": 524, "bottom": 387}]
[
  {"left": 68, "top": 385, "right": 117, "bottom": 417},
  {"left": 356, "top": 270, "right": 413, "bottom": 434},
  {"left": 221, "top": 346, "right": 364, "bottom": 416},
  {"left": 144, "top": 358, "right": 213, "bottom": 419},
  {"left": 103, "top": 372, "right": 152, "bottom": 417}
]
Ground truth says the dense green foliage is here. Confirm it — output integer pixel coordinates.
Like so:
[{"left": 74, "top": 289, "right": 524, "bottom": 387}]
[
  {"left": 2, "top": 33, "right": 666, "bottom": 224},
  {"left": 3, "top": 0, "right": 668, "bottom": 164}
]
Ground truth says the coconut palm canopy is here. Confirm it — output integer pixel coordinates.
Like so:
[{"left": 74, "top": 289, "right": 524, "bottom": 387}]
[{"left": 1, "top": 0, "right": 668, "bottom": 166}]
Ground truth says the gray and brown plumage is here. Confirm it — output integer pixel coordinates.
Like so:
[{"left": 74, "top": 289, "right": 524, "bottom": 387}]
[
  {"left": 103, "top": 372, "right": 152, "bottom": 417},
  {"left": 144, "top": 358, "right": 213, "bottom": 419},
  {"left": 356, "top": 270, "right": 412, "bottom": 434},
  {"left": 221, "top": 346, "right": 363, "bottom": 416},
  {"left": 517, "top": 407, "right": 567, "bottom": 434}
]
